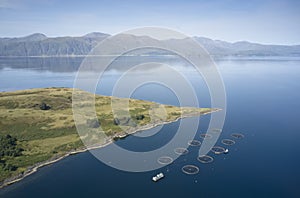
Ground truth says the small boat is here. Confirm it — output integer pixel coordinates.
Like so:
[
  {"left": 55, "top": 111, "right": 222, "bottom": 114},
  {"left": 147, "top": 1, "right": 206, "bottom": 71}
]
[
  {"left": 224, "top": 149, "right": 229, "bottom": 154},
  {"left": 152, "top": 173, "right": 164, "bottom": 182}
]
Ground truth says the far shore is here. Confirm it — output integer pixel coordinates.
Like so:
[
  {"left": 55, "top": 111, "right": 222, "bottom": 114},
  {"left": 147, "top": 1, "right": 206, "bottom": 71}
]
[{"left": 0, "top": 108, "right": 221, "bottom": 189}]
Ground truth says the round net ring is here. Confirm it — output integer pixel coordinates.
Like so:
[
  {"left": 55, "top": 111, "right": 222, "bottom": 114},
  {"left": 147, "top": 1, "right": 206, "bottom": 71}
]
[
  {"left": 157, "top": 156, "right": 173, "bottom": 165},
  {"left": 174, "top": 147, "right": 189, "bottom": 155},
  {"left": 221, "top": 139, "right": 235, "bottom": 146},
  {"left": 197, "top": 155, "right": 214, "bottom": 164},
  {"left": 211, "top": 128, "right": 222, "bottom": 133},
  {"left": 231, "top": 133, "right": 244, "bottom": 139},
  {"left": 182, "top": 165, "right": 199, "bottom": 175},
  {"left": 188, "top": 140, "right": 201, "bottom": 146},
  {"left": 200, "top": 133, "right": 213, "bottom": 139},
  {"left": 211, "top": 146, "right": 226, "bottom": 154}
]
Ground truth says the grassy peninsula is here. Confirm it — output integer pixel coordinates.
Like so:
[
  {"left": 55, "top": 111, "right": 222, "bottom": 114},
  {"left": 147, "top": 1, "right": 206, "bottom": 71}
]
[{"left": 0, "top": 87, "right": 218, "bottom": 187}]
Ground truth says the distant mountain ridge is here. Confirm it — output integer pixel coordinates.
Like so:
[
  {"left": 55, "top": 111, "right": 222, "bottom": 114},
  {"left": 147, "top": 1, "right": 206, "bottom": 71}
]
[
  {"left": 0, "top": 32, "right": 299, "bottom": 56},
  {"left": 195, "top": 37, "right": 300, "bottom": 56}
]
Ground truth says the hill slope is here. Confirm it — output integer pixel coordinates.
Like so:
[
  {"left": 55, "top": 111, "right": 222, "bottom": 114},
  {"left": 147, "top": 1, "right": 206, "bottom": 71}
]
[{"left": 0, "top": 33, "right": 299, "bottom": 56}]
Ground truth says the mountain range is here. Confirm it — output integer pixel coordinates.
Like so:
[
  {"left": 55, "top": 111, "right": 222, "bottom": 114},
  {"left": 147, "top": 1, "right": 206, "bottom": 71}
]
[{"left": 0, "top": 32, "right": 299, "bottom": 57}]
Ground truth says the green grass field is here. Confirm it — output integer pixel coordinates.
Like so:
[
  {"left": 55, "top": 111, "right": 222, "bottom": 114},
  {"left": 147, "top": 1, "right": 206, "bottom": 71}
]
[{"left": 0, "top": 87, "right": 216, "bottom": 184}]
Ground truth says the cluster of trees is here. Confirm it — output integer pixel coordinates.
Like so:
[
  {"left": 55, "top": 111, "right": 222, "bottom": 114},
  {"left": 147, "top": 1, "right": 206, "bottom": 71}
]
[
  {"left": 113, "top": 114, "right": 145, "bottom": 126},
  {"left": 86, "top": 114, "right": 145, "bottom": 128},
  {"left": 0, "top": 134, "right": 23, "bottom": 171}
]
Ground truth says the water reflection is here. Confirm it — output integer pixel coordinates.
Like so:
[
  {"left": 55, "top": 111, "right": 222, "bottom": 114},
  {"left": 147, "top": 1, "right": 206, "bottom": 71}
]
[{"left": 0, "top": 55, "right": 194, "bottom": 73}]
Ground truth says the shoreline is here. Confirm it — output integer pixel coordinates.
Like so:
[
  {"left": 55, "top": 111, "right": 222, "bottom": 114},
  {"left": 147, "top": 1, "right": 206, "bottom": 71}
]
[{"left": 0, "top": 108, "right": 221, "bottom": 189}]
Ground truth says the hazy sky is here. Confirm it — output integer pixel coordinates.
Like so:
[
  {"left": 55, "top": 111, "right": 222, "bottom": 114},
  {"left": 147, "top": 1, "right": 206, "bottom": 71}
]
[{"left": 0, "top": 0, "right": 299, "bottom": 44}]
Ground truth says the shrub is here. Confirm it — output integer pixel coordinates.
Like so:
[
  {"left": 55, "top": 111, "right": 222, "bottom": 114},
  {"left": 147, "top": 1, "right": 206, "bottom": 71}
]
[
  {"left": 113, "top": 118, "right": 120, "bottom": 125},
  {"left": 3, "top": 163, "right": 17, "bottom": 171},
  {"left": 136, "top": 114, "right": 145, "bottom": 120},
  {"left": 40, "top": 102, "right": 51, "bottom": 110}
]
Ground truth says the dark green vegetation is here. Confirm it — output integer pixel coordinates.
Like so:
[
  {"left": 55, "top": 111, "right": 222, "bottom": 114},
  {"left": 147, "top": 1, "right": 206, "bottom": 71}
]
[
  {"left": 0, "top": 87, "right": 216, "bottom": 184},
  {"left": 0, "top": 135, "right": 23, "bottom": 171}
]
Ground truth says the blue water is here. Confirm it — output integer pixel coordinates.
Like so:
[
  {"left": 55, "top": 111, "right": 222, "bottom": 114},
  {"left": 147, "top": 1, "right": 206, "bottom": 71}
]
[{"left": 0, "top": 57, "right": 300, "bottom": 197}]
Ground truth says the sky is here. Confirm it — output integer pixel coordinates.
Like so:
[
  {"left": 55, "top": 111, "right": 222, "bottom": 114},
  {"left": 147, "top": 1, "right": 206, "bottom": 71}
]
[{"left": 0, "top": 0, "right": 299, "bottom": 45}]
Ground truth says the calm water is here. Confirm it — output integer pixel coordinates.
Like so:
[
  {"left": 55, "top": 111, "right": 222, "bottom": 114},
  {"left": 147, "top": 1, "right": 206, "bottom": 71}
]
[{"left": 0, "top": 57, "right": 300, "bottom": 197}]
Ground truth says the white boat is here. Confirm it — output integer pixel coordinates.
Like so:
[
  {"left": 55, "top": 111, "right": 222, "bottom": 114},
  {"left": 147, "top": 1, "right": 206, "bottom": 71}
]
[
  {"left": 224, "top": 148, "right": 229, "bottom": 154},
  {"left": 152, "top": 173, "right": 164, "bottom": 182}
]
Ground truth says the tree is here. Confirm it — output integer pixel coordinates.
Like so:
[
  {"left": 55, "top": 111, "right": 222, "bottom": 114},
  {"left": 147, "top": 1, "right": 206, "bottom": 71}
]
[
  {"left": 113, "top": 118, "right": 120, "bottom": 125},
  {"left": 136, "top": 114, "right": 145, "bottom": 120},
  {"left": 40, "top": 102, "right": 51, "bottom": 110}
]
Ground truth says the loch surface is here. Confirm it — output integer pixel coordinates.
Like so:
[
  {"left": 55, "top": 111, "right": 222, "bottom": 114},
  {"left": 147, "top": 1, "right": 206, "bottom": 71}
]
[{"left": 0, "top": 56, "right": 300, "bottom": 197}]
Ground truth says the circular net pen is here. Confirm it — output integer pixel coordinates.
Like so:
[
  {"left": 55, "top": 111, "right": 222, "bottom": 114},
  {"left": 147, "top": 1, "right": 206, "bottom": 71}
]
[
  {"left": 197, "top": 155, "right": 214, "bottom": 164},
  {"left": 182, "top": 165, "right": 199, "bottom": 175},
  {"left": 157, "top": 156, "right": 173, "bottom": 165},
  {"left": 211, "top": 146, "right": 226, "bottom": 154},
  {"left": 211, "top": 128, "right": 222, "bottom": 133},
  {"left": 174, "top": 147, "right": 189, "bottom": 155},
  {"left": 200, "top": 133, "right": 213, "bottom": 139},
  {"left": 231, "top": 133, "right": 245, "bottom": 139},
  {"left": 188, "top": 140, "right": 201, "bottom": 147},
  {"left": 221, "top": 139, "right": 235, "bottom": 146}
]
